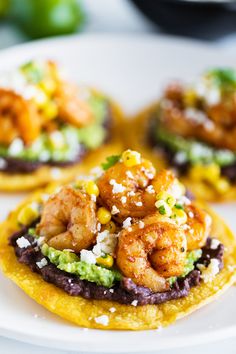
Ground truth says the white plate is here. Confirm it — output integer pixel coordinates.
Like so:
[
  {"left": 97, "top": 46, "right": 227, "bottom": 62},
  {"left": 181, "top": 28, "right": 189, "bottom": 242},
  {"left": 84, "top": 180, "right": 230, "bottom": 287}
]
[{"left": 0, "top": 34, "right": 236, "bottom": 352}]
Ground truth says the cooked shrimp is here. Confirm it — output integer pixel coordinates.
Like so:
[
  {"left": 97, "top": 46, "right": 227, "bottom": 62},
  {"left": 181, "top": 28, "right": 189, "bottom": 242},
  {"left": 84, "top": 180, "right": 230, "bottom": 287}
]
[
  {"left": 55, "top": 82, "right": 94, "bottom": 127},
  {"left": 116, "top": 213, "right": 187, "bottom": 292},
  {"left": 160, "top": 84, "right": 236, "bottom": 151},
  {"left": 37, "top": 186, "right": 97, "bottom": 252},
  {"left": 0, "top": 89, "right": 41, "bottom": 145},
  {"left": 184, "top": 204, "right": 212, "bottom": 251},
  {"left": 97, "top": 160, "right": 176, "bottom": 220}
]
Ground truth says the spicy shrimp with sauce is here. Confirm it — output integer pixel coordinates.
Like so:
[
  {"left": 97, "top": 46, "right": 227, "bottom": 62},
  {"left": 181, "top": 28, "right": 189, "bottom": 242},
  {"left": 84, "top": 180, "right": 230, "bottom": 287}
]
[
  {"left": 2, "top": 149, "right": 233, "bottom": 331},
  {"left": 35, "top": 149, "right": 214, "bottom": 294}
]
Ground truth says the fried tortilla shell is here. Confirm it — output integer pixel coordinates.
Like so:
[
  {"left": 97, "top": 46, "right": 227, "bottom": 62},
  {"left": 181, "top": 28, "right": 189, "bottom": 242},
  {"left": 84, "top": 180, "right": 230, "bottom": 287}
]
[
  {"left": 127, "top": 105, "right": 236, "bottom": 202},
  {"left": 0, "top": 96, "right": 124, "bottom": 192},
  {"left": 0, "top": 191, "right": 236, "bottom": 330}
]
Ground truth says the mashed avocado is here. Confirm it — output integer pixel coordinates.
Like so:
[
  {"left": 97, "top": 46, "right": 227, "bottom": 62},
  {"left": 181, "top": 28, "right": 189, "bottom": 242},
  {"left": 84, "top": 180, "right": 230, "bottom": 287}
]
[
  {"left": 155, "top": 124, "right": 236, "bottom": 167},
  {"left": 169, "top": 249, "right": 202, "bottom": 286},
  {"left": 41, "top": 244, "right": 122, "bottom": 288},
  {"left": 0, "top": 94, "right": 108, "bottom": 163}
]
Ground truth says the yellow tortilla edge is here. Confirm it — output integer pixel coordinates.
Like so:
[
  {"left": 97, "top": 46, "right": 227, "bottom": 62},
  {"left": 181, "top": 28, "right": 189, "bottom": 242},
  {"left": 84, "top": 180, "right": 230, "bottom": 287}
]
[
  {"left": 0, "top": 93, "right": 124, "bottom": 192},
  {"left": 126, "top": 105, "right": 236, "bottom": 202},
  {"left": 0, "top": 192, "right": 236, "bottom": 330}
]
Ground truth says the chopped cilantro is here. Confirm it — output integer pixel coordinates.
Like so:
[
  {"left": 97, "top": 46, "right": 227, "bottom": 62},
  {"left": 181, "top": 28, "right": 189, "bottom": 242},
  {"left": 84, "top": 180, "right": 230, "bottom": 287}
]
[
  {"left": 101, "top": 155, "right": 121, "bottom": 170},
  {"left": 158, "top": 205, "right": 166, "bottom": 215},
  {"left": 207, "top": 68, "right": 236, "bottom": 91},
  {"left": 174, "top": 203, "right": 184, "bottom": 210}
]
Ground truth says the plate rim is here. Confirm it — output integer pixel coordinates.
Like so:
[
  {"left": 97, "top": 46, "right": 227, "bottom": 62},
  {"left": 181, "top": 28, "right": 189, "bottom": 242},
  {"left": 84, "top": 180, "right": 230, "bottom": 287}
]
[{"left": 0, "top": 33, "right": 236, "bottom": 352}]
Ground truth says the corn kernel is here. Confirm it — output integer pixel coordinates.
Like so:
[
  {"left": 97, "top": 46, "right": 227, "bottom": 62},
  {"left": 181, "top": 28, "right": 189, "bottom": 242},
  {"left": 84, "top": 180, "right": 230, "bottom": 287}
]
[
  {"left": 189, "top": 164, "right": 205, "bottom": 182},
  {"left": 171, "top": 208, "right": 187, "bottom": 225},
  {"left": 97, "top": 207, "right": 111, "bottom": 224},
  {"left": 156, "top": 191, "right": 176, "bottom": 208},
  {"left": 39, "top": 78, "right": 57, "bottom": 95},
  {"left": 215, "top": 178, "right": 230, "bottom": 194},
  {"left": 122, "top": 150, "right": 141, "bottom": 167},
  {"left": 96, "top": 254, "right": 114, "bottom": 268},
  {"left": 183, "top": 89, "right": 197, "bottom": 107},
  {"left": 42, "top": 101, "right": 58, "bottom": 120},
  {"left": 155, "top": 200, "right": 172, "bottom": 217},
  {"left": 189, "top": 163, "right": 221, "bottom": 183},
  {"left": 105, "top": 220, "right": 116, "bottom": 233},
  {"left": 85, "top": 181, "right": 100, "bottom": 197},
  {"left": 18, "top": 202, "right": 40, "bottom": 226},
  {"left": 204, "top": 163, "right": 221, "bottom": 183}
]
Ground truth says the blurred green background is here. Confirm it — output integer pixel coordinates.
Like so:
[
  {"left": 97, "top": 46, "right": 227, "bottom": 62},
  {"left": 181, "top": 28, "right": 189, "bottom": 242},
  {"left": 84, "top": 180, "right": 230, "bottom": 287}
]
[{"left": 0, "top": 0, "right": 85, "bottom": 39}]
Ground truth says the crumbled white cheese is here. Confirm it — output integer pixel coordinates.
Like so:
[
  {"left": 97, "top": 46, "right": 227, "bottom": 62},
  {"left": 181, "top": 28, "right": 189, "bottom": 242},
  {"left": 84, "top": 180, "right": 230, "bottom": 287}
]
[
  {"left": 139, "top": 221, "right": 144, "bottom": 229},
  {"left": 205, "top": 87, "right": 221, "bottom": 106},
  {"left": 0, "top": 157, "right": 6, "bottom": 169},
  {"left": 144, "top": 171, "right": 154, "bottom": 180},
  {"left": 36, "top": 258, "right": 48, "bottom": 269},
  {"left": 177, "top": 196, "right": 191, "bottom": 206},
  {"left": 93, "top": 230, "right": 117, "bottom": 256},
  {"left": 182, "top": 224, "right": 190, "bottom": 231},
  {"left": 131, "top": 300, "right": 138, "bottom": 306},
  {"left": 111, "top": 205, "right": 120, "bottom": 215},
  {"left": 16, "top": 236, "right": 31, "bottom": 249},
  {"left": 135, "top": 201, "right": 143, "bottom": 207},
  {"left": 109, "top": 289, "right": 114, "bottom": 293},
  {"left": 123, "top": 217, "right": 132, "bottom": 229},
  {"left": 210, "top": 238, "right": 220, "bottom": 250},
  {"left": 49, "top": 131, "right": 65, "bottom": 148},
  {"left": 109, "top": 307, "right": 116, "bottom": 313},
  {"left": 189, "top": 229, "right": 194, "bottom": 234},
  {"left": 91, "top": 194, "right": 97, "bottom": 202},
  {"left": 128, "top": 190, "right": 135, "bottom": 197},
  {"left": 8, "top": 138, "right": 24, "bottom": 156},
  {"left": 94, "top": 315, "right": 109, "bottom": 326},
  {"left": 97, "top": 223, "right": 101, "bottom": 232},
  {"left": 197, "top": 258, "right": 220, "bottom": 283},
  {"left": 185, "top": 107, "right": 209, "bottom": 125},
  {"left": 110, "top": 179, "right": 125, "bottom": 194},
  {"left": 204, "top": 120, "right": 215, "bottom": 132},
  {"left": 121, "top": 196, "right": 127, "bottom": 204},
  {"left": 90, "top": 166, "right": 104, "bottom": 178},
  {"left": 168, "top": 180, "right": 184, "bottom": 199},
  {"left": 126, "top": 171, "right": 134, "bottom": 179},
  {"left": 80, "top": 249, "right": 97, "bottom": 264},
  {"left": 174, "top": 151, "right": 187, "bottom": 164},
  {"left": 188, "top": 211, "right": 194, "bottom": 218},
  {"left": 146, "top": 185, "right": 155, "bottom": 194},
  {"left": 37, "top": 236, "right": 45, "bottom": 246}
]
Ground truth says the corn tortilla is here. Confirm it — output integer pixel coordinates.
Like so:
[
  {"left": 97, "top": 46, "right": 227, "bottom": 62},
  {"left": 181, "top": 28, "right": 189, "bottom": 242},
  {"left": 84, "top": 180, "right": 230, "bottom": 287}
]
[
  {"left": 0, "top": 97, "right": 124, "bottom": 192},
  {"left": 127, "top": 106, "right": 236, "bottom": 202},
  {"left": 0, "top": 190, "right": 236, "bottom": 330}
]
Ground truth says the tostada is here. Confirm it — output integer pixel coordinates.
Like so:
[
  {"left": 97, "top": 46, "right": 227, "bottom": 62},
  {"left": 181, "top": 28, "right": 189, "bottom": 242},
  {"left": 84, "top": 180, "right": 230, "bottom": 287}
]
[
  {"left": 0, "top": 150, "right": 236, "bottom": 330},
  {"left": 0, "top": 60, "right": 123, "bottom": 191},
  {"left": 129, "top": 68, "right": 236, "bottom": 201}
]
